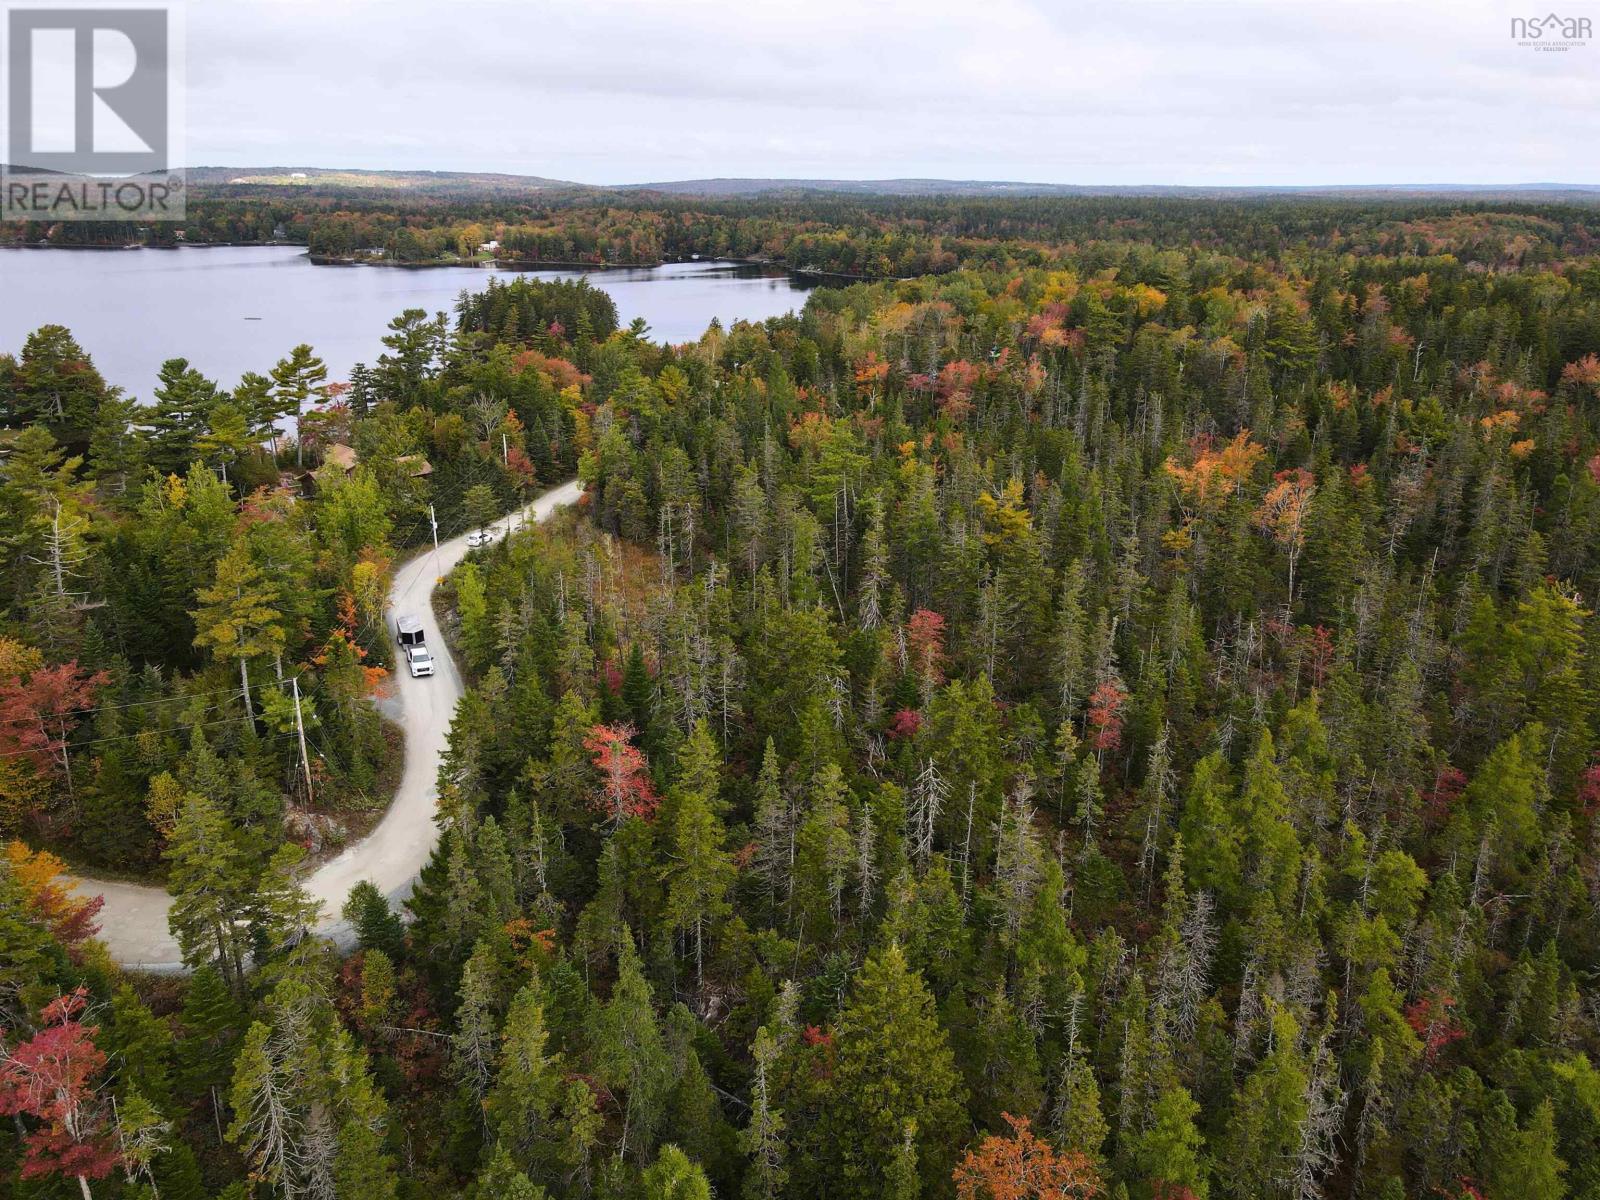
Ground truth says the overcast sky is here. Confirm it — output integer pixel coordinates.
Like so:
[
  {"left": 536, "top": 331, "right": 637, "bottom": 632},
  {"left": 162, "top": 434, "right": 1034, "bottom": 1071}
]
[{"left": 184, "top": 0, "right": 1599, "bottom": 185}]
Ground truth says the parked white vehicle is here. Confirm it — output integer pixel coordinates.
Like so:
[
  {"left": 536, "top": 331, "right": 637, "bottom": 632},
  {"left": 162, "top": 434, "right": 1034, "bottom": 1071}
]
[
  {"left": 405, "top": 644, "right": 435, "bottom": 678},
  {"left": 466, "top": 528, "right": 497, "bottom": 547}
]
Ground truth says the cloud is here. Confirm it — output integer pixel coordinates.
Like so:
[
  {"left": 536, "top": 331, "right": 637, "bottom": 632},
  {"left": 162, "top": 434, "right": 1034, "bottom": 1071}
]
[{"left": 184, "top": 0, "right": 1600, "bottom": 184}]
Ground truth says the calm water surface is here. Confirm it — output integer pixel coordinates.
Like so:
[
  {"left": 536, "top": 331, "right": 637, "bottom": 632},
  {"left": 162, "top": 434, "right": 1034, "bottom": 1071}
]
[{"left": 2, "top": 246, "right": 821, "bottom": 399}]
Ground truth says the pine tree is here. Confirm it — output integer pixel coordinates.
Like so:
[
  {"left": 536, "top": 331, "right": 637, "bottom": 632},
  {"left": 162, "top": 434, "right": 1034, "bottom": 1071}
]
[
  {"left": 1129, "top": 1085, "right": 1209, "bottom": 1199},
  {"left": 594, "top": 931, "right": 672, "bottom": 1161},
  {"left": 270, "top": 344, "right": 328, "bottom": 467},
  {"left": 486, "top": 982, "right": 563, "bottom": 1172},
  {"left": 741, "top": 1027, "right": 788, "bottom": 1200},
  {"left": 661, "top": 788, "right": 734, "bottom": 986},
  {"left": 885, "top": 1123, "right": 921, "bottom": 1200},
  {"left": 1225, "top": 1002, "right": 1309, "bottom": 1200},
  {"left": 812, "top": 942, "right": 966, "bottom": 1196},
  {"left": 226, "top": 1021, "right": 301, "bottom": 1193},
  {"left": 1053, "top": 1036, "right": 1109, "bottom": 1170},
  {"left": 147, "top": 357, "right": 220, "bottom": 476},
  {"left": 452, "top": 939, "right": 502, "bottom": 1113},
  {"left": 1237, "top": 731, "right": 1301, "bottom": 918},
  {"left": 195, "top": 401, "right": 257, "bottom": 485},
  {"left": 1484, "top": 1097, "right": 1566, "bottom": 1200},
  {"left": 164, "top": 790, "right": 253, "bottom": 993},
  {"left": 752, "top": 738, "right": 793, "bottom": 910},
  {"left": 191, "top": 541, "right": 285, "bottom": 724},
  {"left": 341, "top": 879, "right": 405, "bottom": 958},
  {"left": 642, "top": 1144, "right": 713, "bottom": 1200},
  {"left": 228, "top": 966, "right": 397, "bottom": 1198},
  {"left": 176, "top": 964, "right": 244, "bottom": 1110},
  {"left": 477, "top": 1145, "right": 551, "bottom": 1199},
  {"left": 105, "top": 985, "right": 174, "bottom": 1110}
]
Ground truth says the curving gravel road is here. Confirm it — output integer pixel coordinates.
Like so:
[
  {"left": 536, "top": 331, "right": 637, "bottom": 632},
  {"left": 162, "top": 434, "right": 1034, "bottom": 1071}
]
[{"left": 70, "top": 479, "right": 584, "bottom": 972}]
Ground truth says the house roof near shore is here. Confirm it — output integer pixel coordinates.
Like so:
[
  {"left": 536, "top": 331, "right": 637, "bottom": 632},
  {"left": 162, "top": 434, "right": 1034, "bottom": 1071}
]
[
  {"left": 321, "top": 443, "right": 358, "bottom": 472},
  {"left": 395, "top": 454, "right": 433, "bottom": 477}
]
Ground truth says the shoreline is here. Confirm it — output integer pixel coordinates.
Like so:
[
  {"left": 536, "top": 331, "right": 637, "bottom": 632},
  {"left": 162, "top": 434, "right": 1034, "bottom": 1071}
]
[{"left": 0, "top": 240, "right": 874, "bottom": 282}]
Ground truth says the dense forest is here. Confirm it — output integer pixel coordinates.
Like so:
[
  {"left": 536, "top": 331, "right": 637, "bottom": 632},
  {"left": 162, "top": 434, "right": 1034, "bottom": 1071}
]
[
  {"left": 4, "top": 193, "right": 1600, "bottom": 1200},
  {"left": 8, "top": 183, "right": 1599, "bottom": 276}
]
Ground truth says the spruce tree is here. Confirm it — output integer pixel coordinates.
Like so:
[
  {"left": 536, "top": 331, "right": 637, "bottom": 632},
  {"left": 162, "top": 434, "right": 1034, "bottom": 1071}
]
[{"left": 812, "top": 942, "right": 966, "bottom": 1197}]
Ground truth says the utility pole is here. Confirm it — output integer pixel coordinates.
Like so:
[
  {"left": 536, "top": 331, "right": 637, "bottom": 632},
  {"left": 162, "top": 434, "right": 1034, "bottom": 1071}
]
[
  {"left": 292, "top": 676, "right": 315, "bottom": 806},
  {"left": 429, "top": 503, "right": 439, "bottom": 551}
]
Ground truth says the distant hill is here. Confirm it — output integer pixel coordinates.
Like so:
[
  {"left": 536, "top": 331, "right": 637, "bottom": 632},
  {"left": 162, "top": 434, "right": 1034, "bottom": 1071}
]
[
  {"left": 182, "top": 167, "right": 1600, "bottom": 203},
  {"left": 185, "top": 166, "right": 587, "bottom": 192},
  {"left": 623, "top": 178, "right": 1085, "bottom": 197},
  {"left": 626, "top": 178, "right": 1600, "bottom": 201}
]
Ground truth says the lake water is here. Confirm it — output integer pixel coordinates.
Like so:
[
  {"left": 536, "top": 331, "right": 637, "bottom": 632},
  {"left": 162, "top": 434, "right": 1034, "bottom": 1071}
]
[{"left": 1, "top": 246, "right": 822, "bottom": 399}]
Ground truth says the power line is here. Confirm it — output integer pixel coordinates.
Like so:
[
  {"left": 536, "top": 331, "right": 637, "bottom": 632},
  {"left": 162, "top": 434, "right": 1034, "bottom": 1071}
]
[
  {"left": 40, "top": 673, "right": 305, "bottom": 723},
  {"left": 0, "top": 708, "right": 300, "bottom": 760}
]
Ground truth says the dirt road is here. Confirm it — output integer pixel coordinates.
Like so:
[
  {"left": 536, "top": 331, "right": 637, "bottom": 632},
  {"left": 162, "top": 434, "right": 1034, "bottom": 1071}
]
[{"left": 71, "top": 479, "right": 583, "bottom": 971}]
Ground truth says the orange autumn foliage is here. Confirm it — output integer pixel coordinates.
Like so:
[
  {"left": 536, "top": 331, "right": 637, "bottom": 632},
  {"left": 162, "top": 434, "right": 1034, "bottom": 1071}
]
[
  {"left": 954, "top": 1113, "right": 1100, "bottom": 1200},
  {"left": 4, "top": 841, "right": 102, "bottom": 952},
  {"left": 1164, "top": 431, "right": 1264, "bottom": 512},
  {"left": 1253, "top": 468, "right": 1317, "bottom": 552}
]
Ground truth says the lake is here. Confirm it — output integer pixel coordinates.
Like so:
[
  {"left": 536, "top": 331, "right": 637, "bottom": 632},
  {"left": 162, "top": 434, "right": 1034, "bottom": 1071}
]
[{"left": 1, "top": 246, "right": 823, "bottom": 399}]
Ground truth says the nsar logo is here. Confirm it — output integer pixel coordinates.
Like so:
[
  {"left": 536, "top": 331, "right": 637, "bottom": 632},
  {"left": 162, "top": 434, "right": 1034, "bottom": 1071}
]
[{"left": 1510, "top": 12, "right": 1592, "bottom": 50}]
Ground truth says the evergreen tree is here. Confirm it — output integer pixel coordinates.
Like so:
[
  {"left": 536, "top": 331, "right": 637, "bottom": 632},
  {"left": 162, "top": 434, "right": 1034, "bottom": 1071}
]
[
  {"left": 594, "top": 931, "right": 673, "bottom": 1161},
  {"left": 811, "top": 942, "right": 966, "bottom": 1197},
  {"left": 146, "top": 357, "right": 220, "bottom": 475},
  {"left": 661, "top": 787, "right": 735, "bottom": 986},
  {"left": 486, "top": 981, "right": 564, "bottom": 1173},
  {"left": 191, "top": 541, "right": 285, "bottom": 724},
  {"left": 270, "top": 344, "right": 329, "bottom": 467},
  {"left": 342, "top": 879, "right": 406, "bottom": 958},
  {"left": 1128, "top": 1085, "right": 1208, "bottom": 1200},
  {"left": 164, "top": 790, "right": 253, "bottom": 993}
]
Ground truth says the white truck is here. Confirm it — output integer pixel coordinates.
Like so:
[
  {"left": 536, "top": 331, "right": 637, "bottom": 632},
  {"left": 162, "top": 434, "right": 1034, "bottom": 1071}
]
[
  {"left": 395, "top": 615, "right": 434, "bottom": 677},
  {"left": 404, "top": 643, "right": 435, "bottom": 678}
]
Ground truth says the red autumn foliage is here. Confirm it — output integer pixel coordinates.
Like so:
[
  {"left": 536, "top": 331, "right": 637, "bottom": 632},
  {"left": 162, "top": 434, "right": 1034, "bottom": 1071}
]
[
  {"left": 1560, "top": 353, "right": 1600, "bottom": 391},
  {"left": 802, "top": 1025, "right": 833, "bottom": 1048},
  {"left": 1423, "top": 766, "right": 1468, "bottom": 828},
  {"left": 937, "top": 359, "right": 983, "bottom": 400},
  {"left": 511, "top": 348, "right": 588, "bottom": 392},
  {"left": 584, "top": 723, "right": 658, "bottom": 824},
  {"left": 502, "top": 919, "right": 557, "bottom": 970},
  {"left": 1085, "top": 680, "right": 1128, "bottom": 754},
  {"left": 887, "top": 709, "right": 924, "bottom": 740},
  {"left": 503, "top": 443, "right": 537, "bottom": 488},
  {"left": 953, "top": 1113, "right": 1100, "bottom": 1200},
  {"left": 906, "top": 608, "right": 948, "bottom": 684},
  {"left": 1405, "top": 991, "right": 1466, "bottom": 1062},
  {"left": 0, "top": 662, "right": 109, "bottom": 783},
  {"left": 936, "top": 360, "right": 982, "bottom": 420},
  {"left": 0, "top": 988, "right": 118, "bottom": 1188},
  {"left": 1578, "top": 757, "right": 1600, "bottom": 816},
  {"left": 1302, "top": 624, "right": 1335, "bottom": 688}
]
